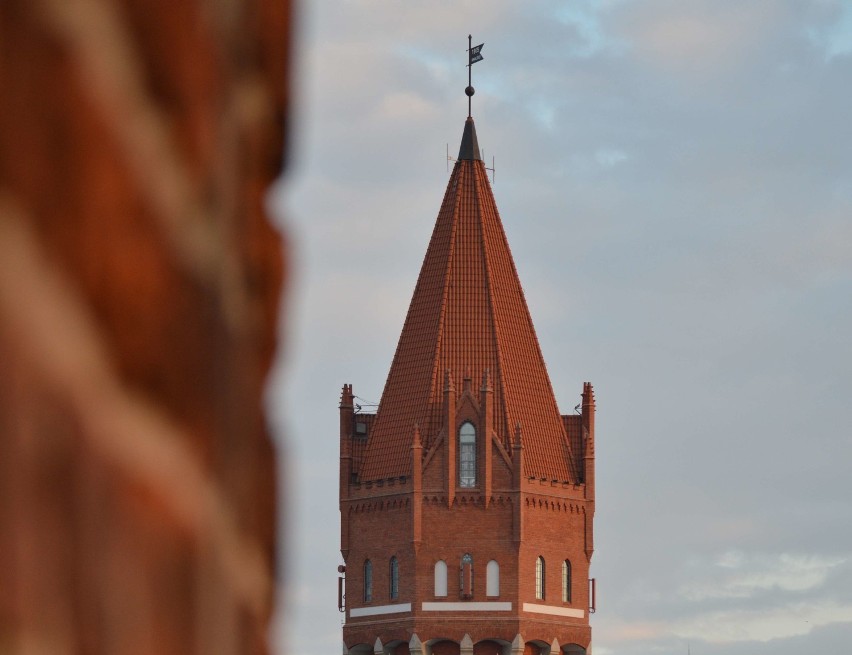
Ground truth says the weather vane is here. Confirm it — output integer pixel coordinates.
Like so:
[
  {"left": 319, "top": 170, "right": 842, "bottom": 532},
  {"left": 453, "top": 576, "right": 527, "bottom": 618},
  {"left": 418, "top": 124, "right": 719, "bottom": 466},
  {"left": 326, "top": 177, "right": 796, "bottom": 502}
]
[{"left": 466, "top": 34, "right": 484, "bottom": 118}]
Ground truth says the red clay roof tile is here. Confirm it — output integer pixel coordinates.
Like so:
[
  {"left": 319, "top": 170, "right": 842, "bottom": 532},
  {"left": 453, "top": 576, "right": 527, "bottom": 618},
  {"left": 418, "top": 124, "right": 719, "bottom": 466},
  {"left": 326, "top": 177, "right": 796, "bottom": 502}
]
[{"left": 359, "top": 119, "right": 573, "bottom": 483}]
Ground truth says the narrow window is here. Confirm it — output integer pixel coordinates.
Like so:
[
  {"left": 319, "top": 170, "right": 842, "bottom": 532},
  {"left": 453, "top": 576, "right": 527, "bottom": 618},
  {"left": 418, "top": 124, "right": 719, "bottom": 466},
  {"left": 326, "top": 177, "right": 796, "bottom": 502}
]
[
  {"left": 460, "top": 553, "right": 473, "bottom": 598},
  {"left": 434, "top": 560, "right": 448, "bottom": 597},
  {"left": 459, "top": 422, "right": 476, "bottom": 487},
  {"left": 562, "top": 560, "right": 572, "bottom": 603},
  {"left": 535, "top": 556, "right": 545, "bottom": 600},
  {"left": 389, "top": 556, "right": 399, "bottom": 600},
  {"left": 364, "top": 559, "right": 373, "bottom": 602},
  {"left": 486, "top": 560, "right": 500, "bottom": 597}
]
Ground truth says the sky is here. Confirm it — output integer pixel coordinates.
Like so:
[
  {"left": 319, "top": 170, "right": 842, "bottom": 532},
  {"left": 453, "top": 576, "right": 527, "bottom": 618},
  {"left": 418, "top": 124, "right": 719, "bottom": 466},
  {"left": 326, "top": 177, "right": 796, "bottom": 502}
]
[{"left": 266, "top": 2, "right": 852, "bottom": 654}]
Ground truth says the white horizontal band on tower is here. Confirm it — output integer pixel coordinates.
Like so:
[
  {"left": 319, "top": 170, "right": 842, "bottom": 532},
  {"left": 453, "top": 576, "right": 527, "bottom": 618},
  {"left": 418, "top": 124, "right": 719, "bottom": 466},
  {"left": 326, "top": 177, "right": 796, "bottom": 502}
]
[
  {"left": 422, "top": 601, "right": 512, "bottom": 612},
  {"left": 522, "top": 603, "right": 585, "bottom": 618},
  {"left": 349, "top": 603, "right": 412, "bottom": 618}
]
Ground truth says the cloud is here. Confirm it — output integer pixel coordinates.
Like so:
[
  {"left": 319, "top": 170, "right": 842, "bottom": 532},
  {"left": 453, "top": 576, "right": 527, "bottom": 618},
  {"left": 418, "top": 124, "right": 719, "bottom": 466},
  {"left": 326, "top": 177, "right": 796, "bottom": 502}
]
[
  {"left": 679, "top": 551, "right": 847, "bottom": 601},
  {"left": 671, "top": 601, "right": 852, "bottom": 643},
  {"left": 594, "top": 148, "right": 629, "bottom": 168},
  {"left": 374, "top": 91, "right": 440, "bottom": 122},
  {"left": 614, "top": 1, "right": 792, "bottom": 76},
  {"left": 808, "top": 1, "right": 852, "bottom": 60},
  {"left": 552, "top": 0, "right": 627, "bottom": 58},
  {"left": 273, "top": 2, "right": 852, "bottom": 654}
]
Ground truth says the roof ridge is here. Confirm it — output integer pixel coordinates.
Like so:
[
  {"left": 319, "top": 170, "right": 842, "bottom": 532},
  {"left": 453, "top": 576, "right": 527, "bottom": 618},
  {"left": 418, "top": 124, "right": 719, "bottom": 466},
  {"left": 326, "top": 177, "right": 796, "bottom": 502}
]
[
  {"left": 358, "top": 165, "right": 462, "bottom": 478},
  {"left": 475, "top": 160, "right": 512, "bottom": 444},
  {"left": 425, "top": 161, "right": 463, "bottom": 449},
  {"left": 473, "top": 158, "right": 572, "bottom": 479}
]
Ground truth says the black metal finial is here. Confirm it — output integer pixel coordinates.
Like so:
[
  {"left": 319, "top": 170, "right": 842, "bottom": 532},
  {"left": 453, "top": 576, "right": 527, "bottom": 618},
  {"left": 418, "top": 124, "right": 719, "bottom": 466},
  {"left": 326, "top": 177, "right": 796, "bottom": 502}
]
[{"left": 466, "top": 35, "right": 484, "bottom": 118}]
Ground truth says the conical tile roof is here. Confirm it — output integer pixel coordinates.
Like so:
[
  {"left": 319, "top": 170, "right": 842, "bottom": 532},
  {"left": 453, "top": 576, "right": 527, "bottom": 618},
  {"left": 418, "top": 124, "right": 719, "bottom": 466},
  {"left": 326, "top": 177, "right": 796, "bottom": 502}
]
[{"left": 359, "top": 118, "right": 573, "bottom": 483}]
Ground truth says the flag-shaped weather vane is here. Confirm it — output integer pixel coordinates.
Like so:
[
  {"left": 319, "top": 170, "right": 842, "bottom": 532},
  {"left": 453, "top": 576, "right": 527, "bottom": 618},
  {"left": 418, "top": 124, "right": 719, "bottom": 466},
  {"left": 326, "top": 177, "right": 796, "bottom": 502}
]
[{"left": 466, "top": 34, "right": 484, "bottom": 118}]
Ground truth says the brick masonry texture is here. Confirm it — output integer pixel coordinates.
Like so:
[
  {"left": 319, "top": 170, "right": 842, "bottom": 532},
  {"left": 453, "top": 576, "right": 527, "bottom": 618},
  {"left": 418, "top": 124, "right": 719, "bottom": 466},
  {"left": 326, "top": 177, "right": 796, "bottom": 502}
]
[
  {"left": 340, "top": 120, "right": 596, "bottom": 655},
  {"left": 0, "top": 1, "right": 289, "bottom": 653}
]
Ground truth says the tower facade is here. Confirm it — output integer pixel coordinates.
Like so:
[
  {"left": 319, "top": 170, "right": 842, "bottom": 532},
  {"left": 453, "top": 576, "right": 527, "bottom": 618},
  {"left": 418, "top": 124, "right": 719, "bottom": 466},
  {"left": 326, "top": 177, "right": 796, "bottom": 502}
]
[{"left": 338, "top": 116, "right": 596, "bottom": 655}]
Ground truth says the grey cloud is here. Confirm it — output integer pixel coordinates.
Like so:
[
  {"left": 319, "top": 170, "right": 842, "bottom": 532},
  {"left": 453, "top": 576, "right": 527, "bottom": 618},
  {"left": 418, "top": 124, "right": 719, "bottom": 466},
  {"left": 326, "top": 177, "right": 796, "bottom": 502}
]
[{"left": 272, "top": 1, "right": 852, "bottom": 653}]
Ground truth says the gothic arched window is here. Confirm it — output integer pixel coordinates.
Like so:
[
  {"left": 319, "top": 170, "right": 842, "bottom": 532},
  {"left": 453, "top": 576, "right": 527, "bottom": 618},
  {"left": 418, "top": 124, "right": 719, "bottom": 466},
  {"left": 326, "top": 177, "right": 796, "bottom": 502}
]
[
  {"left": 459, "top": 422, "right": 476, "bottom": 487},
  {"left": 389, "top": 556, "right": 399, "bottom": 600},
  {"left": 460, "top": 553, "right": 473, "bottom": 598},
  {"left": 562, "top": 559, "right": 572, "bottom": 603},
  {"left": 486, "top": 560, "right": 500, "bottom": 597},
  {"left": 364, "top": 559, "right": 373, "bottom": 602},
  {"left": 434, "top": 560, "right": 448, "bottom": 597},
  {"left": 535, "top": 556, "right": 546, "bottom": 600}
]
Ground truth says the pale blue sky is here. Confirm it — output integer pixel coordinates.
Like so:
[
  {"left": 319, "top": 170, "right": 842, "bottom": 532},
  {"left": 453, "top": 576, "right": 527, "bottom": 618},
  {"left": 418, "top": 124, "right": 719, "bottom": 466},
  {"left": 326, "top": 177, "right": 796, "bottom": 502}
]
[{"left": 268, "top": 2, "right": 852, "bottom": 653}]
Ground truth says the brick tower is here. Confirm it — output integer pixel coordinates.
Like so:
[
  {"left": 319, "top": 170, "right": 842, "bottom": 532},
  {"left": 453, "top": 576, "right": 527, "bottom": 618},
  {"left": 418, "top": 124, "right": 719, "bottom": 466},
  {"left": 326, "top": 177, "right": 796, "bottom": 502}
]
[{"left": 338, "top": 114, "right": 596, "bottom": 655}]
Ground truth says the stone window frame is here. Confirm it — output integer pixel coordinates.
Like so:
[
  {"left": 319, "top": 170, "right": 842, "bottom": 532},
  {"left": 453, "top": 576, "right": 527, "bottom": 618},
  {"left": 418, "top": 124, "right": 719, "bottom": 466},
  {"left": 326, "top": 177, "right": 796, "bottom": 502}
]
[
  {"left": 460, "top": 552, "right": 474, "bottom": 599},
  {"left": 562, "top": 559, "right": 572, "bottom": 603},
  {"left": 535, "top": 555, "right": 546, "bottom": 600},
  {"left": 458, "top": 422, "right": 476, "bottom": 488}
]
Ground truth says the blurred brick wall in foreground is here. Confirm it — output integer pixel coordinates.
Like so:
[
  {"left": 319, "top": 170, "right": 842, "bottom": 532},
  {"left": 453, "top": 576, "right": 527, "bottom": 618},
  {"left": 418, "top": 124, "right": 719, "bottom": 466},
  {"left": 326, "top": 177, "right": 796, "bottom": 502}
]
[{"left": 0, "top": 1, "right": 289, "bottom": 653}]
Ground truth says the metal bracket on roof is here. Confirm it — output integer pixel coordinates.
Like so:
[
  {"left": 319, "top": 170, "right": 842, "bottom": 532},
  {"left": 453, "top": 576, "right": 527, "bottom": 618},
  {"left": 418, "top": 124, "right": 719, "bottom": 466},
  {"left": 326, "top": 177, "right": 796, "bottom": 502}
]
[
  {"left": 353, "top": 395, "right": 378, "bottom": 414},
  {"left": 446, "top": 143, "right": 496, "bottom": 184},
  {"left": 482, "top": 148, "right": 496, "bottom": 184}
]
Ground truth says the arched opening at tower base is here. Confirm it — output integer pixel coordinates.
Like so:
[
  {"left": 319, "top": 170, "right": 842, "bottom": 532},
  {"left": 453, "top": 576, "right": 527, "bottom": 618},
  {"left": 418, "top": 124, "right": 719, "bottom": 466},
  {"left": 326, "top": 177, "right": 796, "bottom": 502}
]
[
  {"left": 348, "top": 644, "right": 373, "bottom": 655},
  {"left": 387, "top": 640, "right": 410, "bottom": 655},
  {"left": 430, "top": 639, "right": 461, "bottom": 655},
  {"left": 524, "top": 641, "right": 545, "bottom": 655},
  {"left": 474, "top": 639, "right": 509, "bottom": 655},
  {"left": 522, "top": 641, "right": 587, "bottom": 655}
]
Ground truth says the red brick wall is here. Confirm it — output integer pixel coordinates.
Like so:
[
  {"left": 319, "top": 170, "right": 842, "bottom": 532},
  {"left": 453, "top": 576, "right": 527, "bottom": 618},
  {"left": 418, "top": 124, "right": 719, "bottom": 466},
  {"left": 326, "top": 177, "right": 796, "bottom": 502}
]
[
  {"left": 423, "top": 442, "right": 446, "bottom": 489},
  {"left": 0, "top": 1, "right": 289, "bottom": 653},
  {"left": 344, "top": 490, "right": 414, "bottom": 611},
  {"left": 491, "top": 441, "right": 515, "bottom": 490},
  {"left": 343, "top": 448, "right": 593, "bottom": 650},
  {"left": 518, "top": 491, "right": 593, "bottom": 648},
  {"left": 474, "top": 640, "right": 506, "bottom": 655},
  {"left": 416, "top": 498, "right": 517, "bottom": 602},
  {"left": 520, "top": 494, "right": 590, "bottom": 613},
  {"left": 432, "top": 640, "right": 461, "bottom": 655}
]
